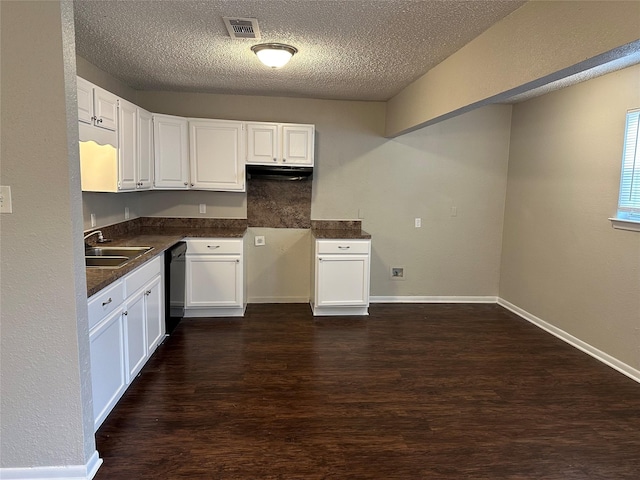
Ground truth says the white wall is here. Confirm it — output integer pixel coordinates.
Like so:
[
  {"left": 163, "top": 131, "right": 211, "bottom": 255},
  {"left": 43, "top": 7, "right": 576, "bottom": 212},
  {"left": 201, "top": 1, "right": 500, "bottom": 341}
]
[
  {"left": 500, "top": 64, "right": 640, "bottom": 371},
  {"left": 0, "top": 0, "right": 96, "bottom": 470}
]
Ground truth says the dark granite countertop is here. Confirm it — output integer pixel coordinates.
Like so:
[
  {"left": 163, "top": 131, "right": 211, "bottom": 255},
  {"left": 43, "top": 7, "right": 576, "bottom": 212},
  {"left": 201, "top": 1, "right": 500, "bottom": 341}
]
[
  {"left": 86, "top": 234, "right": 183, "bottom": 297},
  {"left": 310, "top": 220, "right": 371, "bottom": 239},
  {"left": 86, "top": 218, "right": 371, "bottom": 297},
  {"left": 85, "top": 218, "right": 248, "bottom": 297},
  {"left": 311, "top": 229, "right": 371, "bottom": 239}
]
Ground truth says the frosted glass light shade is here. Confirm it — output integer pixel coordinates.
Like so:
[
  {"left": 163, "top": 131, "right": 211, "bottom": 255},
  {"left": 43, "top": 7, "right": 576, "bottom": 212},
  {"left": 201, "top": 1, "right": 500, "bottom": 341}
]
[{"left": 251, "top": 43, "right": 297, "bottom": 68}]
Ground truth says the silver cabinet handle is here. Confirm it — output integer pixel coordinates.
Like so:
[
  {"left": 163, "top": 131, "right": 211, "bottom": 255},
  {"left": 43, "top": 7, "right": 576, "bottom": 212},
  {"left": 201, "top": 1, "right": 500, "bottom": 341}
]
[
  {"left": 190, "top": 183, "right": 194, "bottom": 187},
  {"left": 338, "top": 246, "right": 350, "bottom": 250},
  {"left": 145, "top": 290, "right": 151, "bottom": 296},
  {"left": 283, "top": 158, "right": 287, "bottom": 163},
  {"left": 123, "top": 311, "right": 128, "bottom": 316},
  {"left": 273, "top": 157, "right": 277, "bottom": 162},
  {"left": 236, "top": 259, "right": 240, "bottom": 263},
  {"left": 102, "top": 297, "right": 112, "bottom": 307},
  {"left": 207, "top": 245, "right": 220, "bottom": 249},
  {"left": 184, "top": 182, "right": 188, "bottom": 186},
  {"left": 97, "top": 118, "right": 103, "bottom": 124}
]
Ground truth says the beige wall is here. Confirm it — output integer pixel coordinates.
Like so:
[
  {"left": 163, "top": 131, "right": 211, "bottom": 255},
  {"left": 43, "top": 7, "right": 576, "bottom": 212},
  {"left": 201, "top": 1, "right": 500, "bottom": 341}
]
[
  {"left": 136, "top": 92, "right": 512, "bottom": 299},
  {"left": 386, "top": 1, "right": 640, "bottom": 137},
  {"left": 76, "top": 54, "right": 137, "bottom": 104},
  {"left": 500, "top": 64, "right": 640, "bottom": 371},
  {"left": 1, "top": 0, "right": 95, "bottom": 469}
]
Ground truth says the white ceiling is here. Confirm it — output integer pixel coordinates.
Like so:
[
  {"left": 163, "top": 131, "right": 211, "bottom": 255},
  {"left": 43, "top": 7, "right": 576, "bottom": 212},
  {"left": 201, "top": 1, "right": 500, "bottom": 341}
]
[{"left": 73, "top": 0, "right": 526, "bottom": 101}]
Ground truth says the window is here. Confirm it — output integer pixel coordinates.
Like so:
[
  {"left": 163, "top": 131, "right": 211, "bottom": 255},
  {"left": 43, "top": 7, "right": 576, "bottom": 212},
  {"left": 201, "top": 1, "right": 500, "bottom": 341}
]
[{"left": 611, "top": 108, "right": 640, "bottom": 231}]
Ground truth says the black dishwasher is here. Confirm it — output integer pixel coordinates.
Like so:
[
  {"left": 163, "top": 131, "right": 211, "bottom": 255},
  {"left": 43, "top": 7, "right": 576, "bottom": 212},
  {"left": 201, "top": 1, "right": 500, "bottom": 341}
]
[{"left": 165, "top": 241, "right": 187, "bottom": 335}]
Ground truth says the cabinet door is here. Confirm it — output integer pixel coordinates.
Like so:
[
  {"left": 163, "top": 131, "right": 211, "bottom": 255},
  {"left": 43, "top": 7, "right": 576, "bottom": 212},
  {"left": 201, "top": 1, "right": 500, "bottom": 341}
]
[
  {"left": 90, "top": 308, "right": 126, "bottom": 430},
  {"left": 77, "top": 77, "right": 93, "bottom": 125},
  {"left": 246, "top": 123, "right": 278, "bottom": 164},
  {"left": 153, "top": 114, "right": 189, "bottom": 189},
  {"left": 282, "top": 124, "right": 314, "bottom": 166},
  {"left": 137, "top": 108, "right": 154, "bottom": 189},
  {"left": 144, "top": 276, "right": 164, "bottom": 355},
  {"left": 118, "top": 99, "right": 137, "bottom": 191},
  {"left": 186, "top": 255, "right": 242, "bottom": 307},
  {"left": 93, "top": 87, "right": 118, "bottom": 131},
  {"left": 189, "top": 119, "right": 245, "bottom": 191},
  {"left": 123, "top": 292, "right": 146, "bottom": 383},
  {"left": 316, "top": 255, "right": 369, "bottom": 307}
]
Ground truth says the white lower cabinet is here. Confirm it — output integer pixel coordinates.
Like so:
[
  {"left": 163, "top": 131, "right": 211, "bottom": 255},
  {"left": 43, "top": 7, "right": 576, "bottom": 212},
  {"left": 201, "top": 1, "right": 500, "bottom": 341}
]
[
  {"left": 88, "top": 256, "right": 164, "bottom": 431},
  {"left": 184, "top": 238, "right": 246, "bottom": 317},
  {"left": 123, "top": 291, "right": 147, "bottom": 383},
  {"left": 311, "top": 239, "right": 371, "bottom": 316},
  {"left": 89, "top": 305, "right": 126, "bottom": 430}
]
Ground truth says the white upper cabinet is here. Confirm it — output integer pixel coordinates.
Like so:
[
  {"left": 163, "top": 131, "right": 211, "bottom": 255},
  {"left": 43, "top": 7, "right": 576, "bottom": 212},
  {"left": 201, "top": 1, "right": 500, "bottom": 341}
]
[
  {"left": 153, "top": 114, "right": 189, "bottom": 189},
  {"left": 137, "top": 108, "right": 154, "bottom": 190},
  {"left": 189, "top": 119, "right": 245, "bottom": 192},
  {"left": 77, "top": 77, "right": 94, "bottom": 125},
  {"left": 246, "top": 122, "right": 314, "bottom": 166},
  {"left": 77, "top": 77, "right": 117, "bottom": 132},
  {"left": 246, "top": 123, "right": 279, "bottom": 164},
  {"left": 282, "top": 124, "right": 315, "bottom": 165},
  {"left": 117, "top": 98, "right": 138, "bottom": 191},
  {"left": 93, "top": 88, "right": 118, "bottom": 131}
]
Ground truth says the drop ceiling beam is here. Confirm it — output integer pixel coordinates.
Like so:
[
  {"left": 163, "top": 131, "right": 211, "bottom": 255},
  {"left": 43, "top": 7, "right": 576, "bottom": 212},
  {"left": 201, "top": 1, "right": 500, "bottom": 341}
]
[{"left": 385, "top": 1, "right": 640, "bottom": 138}]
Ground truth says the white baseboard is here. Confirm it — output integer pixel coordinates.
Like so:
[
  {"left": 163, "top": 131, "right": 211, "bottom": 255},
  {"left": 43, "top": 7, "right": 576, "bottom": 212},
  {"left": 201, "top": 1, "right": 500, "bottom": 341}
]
[
  {"left": 497, "top": 298, "right": 640, "bottom": 384},
  {"left": 248, "top": 296, "right": 310, "bottom": 304},
  {"left": 0, "top": 451, "right": 102, "bottom": 480},
  {"left": 370, "top": 295, "right": 498, "bottom": 304}
]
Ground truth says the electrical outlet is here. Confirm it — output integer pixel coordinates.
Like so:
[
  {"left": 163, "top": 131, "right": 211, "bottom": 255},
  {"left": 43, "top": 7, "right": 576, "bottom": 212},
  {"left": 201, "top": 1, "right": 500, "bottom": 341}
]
[
  {"left": 451, "top": 206, "right": 458, "bottom": 217},
  {"left": 199, "top": 204, "right": 206, "bottom": 214},
  {"left": 390, "top": 267, "right": 405, "bottom": 280},
  {"left": 0, "top": 186, "right": 12, "bottom": 214},
  {"left": 255, "top": 235, "right": 266, "bottom": 246},
  {"left": 90, "top": 213, "right": 96, "bottom": 227},
  {"left": 124, "top": 207, "right": 130, "bottom": 220},
  {"left": 415, "top": 218, "right": 421, "bottom": 228}
]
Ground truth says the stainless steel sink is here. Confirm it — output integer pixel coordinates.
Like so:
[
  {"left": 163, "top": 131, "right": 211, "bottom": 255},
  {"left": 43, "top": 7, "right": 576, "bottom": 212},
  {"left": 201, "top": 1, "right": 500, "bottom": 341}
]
[
  {"left": 85, "top": 246, "right": 153, "bottom": 268},
  {"left": 85, "top": 246, "right": 153, "bottom": 258},
  {"left": 85, "top": 256, "right": 130, "bottom": 268}
]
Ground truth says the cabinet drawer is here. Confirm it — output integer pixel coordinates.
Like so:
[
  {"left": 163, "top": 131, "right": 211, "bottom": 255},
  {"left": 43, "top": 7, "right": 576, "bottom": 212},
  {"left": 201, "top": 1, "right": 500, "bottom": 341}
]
[
  {"left": 316, "top": 240, "right": 370, "bottom": 255},
  {"left": 186, "top": 238, "right": 243, "bottom": 255},
  {"left": 124, "top": 255, "right": 162, "bottom": 297},
  {"left": 88, "top": 280, "right": 124, "bottom": 330}
]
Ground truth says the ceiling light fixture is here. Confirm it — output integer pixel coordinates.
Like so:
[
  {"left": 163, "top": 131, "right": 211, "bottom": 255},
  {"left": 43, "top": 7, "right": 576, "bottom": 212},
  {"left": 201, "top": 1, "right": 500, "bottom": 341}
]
[{"left": 251, "top": 43, "right": 298, "bottom": 68}]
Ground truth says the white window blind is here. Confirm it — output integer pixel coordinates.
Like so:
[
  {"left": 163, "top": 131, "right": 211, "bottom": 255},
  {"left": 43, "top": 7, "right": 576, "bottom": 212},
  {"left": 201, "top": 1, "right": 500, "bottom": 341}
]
[{"left": 617, "top": 108, "right": 640, "bottom": 219}]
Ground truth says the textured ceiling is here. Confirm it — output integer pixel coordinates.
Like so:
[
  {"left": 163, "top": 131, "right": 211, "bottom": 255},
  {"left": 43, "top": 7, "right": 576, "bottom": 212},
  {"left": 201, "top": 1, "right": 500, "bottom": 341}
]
[{"left": 73, "top": 0, "right": 525, "bottom": 101}]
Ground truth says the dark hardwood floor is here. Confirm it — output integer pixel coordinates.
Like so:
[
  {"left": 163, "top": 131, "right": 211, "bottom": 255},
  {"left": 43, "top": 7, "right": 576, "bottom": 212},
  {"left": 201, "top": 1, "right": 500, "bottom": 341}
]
[{"left": 94, "top": 304, "right": 640, "bottom": 479}]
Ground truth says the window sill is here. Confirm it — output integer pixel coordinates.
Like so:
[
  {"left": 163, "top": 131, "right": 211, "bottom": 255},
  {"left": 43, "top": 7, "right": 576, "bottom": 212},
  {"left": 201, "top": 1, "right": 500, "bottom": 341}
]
[{"left": 609, "top": 217, "right": 640, "bottom": 232}]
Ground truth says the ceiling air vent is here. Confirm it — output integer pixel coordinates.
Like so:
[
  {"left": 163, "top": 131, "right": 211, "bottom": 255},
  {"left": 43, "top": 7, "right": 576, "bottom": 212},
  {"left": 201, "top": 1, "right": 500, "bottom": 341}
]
[{"left": 223, "top": 17, "right": 261, "bottom": 39}]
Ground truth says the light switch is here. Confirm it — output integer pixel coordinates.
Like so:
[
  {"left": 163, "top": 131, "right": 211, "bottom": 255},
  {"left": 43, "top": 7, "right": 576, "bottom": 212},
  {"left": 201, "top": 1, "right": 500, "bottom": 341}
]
[
  {"left": 255, "top": 235, "right": 266, "bottom": 246},
  {"left": 414, "top": 217, "right": 421, "bottom": 228},
  {"left": 199, "top": 204, "right": 206, "bottom": 214},
  {"left": 0, "top": 186, "right": 13, "bottom": 214}
]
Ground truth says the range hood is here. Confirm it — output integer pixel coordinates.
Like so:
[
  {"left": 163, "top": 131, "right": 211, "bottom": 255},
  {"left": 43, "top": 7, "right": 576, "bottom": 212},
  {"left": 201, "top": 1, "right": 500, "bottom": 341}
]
[{"left": 246, "top": 164, "right": 313, "bottom": 181}]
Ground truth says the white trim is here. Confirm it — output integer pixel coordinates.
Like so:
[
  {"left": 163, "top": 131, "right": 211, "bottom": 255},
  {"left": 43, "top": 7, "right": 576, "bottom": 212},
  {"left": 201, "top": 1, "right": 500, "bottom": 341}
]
[
  {"left": 183, "top": 305, "right": 246, "bottom": 317},
  {"left": 248, "top": 296, "right": 310, "bottom": 304},
  {"left": 609, "top": 217, "right": 640, "bottom": 232},
  {"left": 497, "top": 298, "right": 640, "bottom": 384},
  {"left": 370, "top": 295, "right": 498, "bottom": 304},
  {"left": 0, "top": 451, "right": 102, "bottom": 480}
]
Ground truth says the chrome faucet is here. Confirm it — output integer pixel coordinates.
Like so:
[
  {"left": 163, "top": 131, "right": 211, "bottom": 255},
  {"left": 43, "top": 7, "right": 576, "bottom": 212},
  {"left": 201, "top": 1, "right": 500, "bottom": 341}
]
[{"left": 84, "top": 230, "right": 104, "bottom": 249}]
